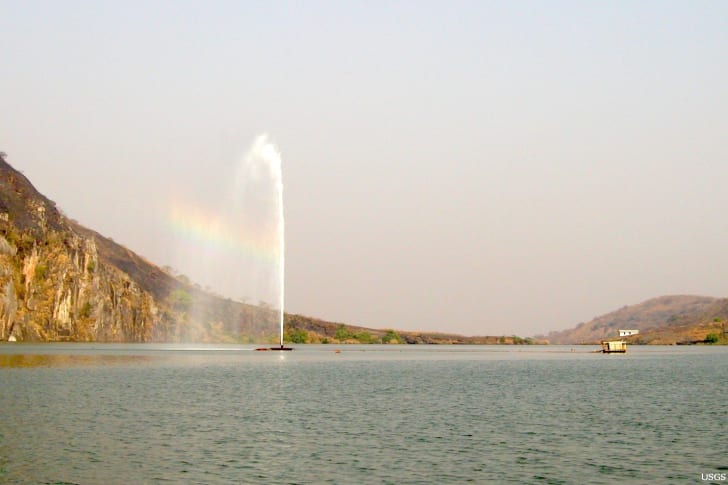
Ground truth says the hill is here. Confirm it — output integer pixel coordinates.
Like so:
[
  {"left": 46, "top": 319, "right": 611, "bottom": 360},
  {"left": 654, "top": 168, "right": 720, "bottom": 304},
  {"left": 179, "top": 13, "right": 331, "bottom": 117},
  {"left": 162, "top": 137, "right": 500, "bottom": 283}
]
[
  {"left": 540, "top": 295, "right": 727, "bottom": 344},
  {"left": 0, "top": 153, "right": 536, "bottom": 345},
  {"left": 0, "top": 153, "right": 286, "bottom": 342},
  {"left": 623, "top": 298, "right": 728, "bottom": 345},
  {"left": 283, "top": 313, "right": 538, "bottom": 345}
]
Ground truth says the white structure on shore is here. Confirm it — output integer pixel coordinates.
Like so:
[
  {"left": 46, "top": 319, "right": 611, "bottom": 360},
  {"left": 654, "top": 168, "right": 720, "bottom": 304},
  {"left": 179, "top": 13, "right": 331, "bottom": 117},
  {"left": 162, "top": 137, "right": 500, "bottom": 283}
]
[{"left": 619, "top": 329, "right": 639, "bottom": 337}]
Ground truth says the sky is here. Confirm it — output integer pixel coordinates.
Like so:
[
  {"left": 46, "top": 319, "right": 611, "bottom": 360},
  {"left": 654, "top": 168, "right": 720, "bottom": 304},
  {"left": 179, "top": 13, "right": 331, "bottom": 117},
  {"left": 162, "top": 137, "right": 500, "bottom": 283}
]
[{"left": 1, "top": 1, "right": 727, "bottom": 336}]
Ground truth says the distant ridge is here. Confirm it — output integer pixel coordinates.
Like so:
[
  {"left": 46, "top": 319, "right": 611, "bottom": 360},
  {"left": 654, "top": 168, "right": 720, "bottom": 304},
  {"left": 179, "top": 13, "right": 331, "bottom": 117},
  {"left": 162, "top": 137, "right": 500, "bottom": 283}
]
[{"left": 540, "top": 295, "right": 727, "bottom": 344}]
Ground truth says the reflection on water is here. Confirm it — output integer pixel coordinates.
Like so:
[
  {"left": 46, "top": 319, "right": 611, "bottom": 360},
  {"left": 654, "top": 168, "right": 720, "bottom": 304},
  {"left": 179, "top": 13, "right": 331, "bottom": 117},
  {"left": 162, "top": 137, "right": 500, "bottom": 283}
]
[{"left": 0, "top": 353, "right": 156, "bottom": 368}]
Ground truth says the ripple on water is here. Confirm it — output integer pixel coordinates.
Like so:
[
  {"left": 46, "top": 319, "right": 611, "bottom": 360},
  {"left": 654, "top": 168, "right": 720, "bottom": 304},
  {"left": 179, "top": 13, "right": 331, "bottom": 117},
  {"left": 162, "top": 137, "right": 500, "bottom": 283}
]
[{"left": 0, "top": 347, "right": 725, "bottom": 483}]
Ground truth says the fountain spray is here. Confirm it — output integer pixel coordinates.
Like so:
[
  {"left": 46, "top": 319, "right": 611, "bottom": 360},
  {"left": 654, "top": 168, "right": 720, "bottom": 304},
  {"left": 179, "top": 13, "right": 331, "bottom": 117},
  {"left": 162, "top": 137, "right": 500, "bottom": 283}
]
[
  {"left": 275, "top": 142, "right": 285, "bottom": 348},
  {"left": 245, "top": 135, "right": 291, "bottom": 351}
]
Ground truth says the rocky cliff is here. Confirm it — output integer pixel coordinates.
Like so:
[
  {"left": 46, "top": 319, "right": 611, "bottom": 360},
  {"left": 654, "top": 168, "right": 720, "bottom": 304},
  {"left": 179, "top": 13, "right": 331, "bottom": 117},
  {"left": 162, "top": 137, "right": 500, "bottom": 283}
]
[{"left": 0, "top": 155, "right": 278, "bottom": 343}]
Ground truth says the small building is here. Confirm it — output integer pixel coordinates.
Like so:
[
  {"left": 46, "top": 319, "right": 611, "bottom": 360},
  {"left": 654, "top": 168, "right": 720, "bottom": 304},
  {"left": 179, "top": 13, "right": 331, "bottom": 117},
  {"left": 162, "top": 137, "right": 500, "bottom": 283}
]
[
  {"left": 601, "top": 340, "right": 627, "bottom": 353},
  {"left": 619, "top": 329, "right": 639, "bottom": 337}
]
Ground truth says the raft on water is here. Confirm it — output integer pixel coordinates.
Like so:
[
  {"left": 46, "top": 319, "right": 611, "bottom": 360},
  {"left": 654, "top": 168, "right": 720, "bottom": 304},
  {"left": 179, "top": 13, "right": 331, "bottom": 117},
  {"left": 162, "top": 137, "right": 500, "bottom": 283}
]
[
  {"left": 255, "top": 346, "right": 293, "bottom": 351},
  {"left": 600, "top": 340, "right": 627, "bottom": 353}
]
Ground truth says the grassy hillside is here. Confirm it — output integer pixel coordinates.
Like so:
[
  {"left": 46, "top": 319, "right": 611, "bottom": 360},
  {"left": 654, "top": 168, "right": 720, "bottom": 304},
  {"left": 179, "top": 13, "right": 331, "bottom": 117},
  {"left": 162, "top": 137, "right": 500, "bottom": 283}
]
[
  {"left": 283, "top": 313, "right": 540, "bottom": 345},
  {"left": 623, "top": 298, "right": 728, "bottom": 345},
  {"left": 540, "top": 295, "right": 725, "bottom": 344}
]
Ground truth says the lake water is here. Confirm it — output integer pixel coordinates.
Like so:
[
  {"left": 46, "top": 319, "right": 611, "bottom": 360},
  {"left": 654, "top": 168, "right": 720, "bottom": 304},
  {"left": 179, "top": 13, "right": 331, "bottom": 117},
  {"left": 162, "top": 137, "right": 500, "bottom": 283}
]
[{"left": 0, "top": 344, "right": 726, "bottom": 484}]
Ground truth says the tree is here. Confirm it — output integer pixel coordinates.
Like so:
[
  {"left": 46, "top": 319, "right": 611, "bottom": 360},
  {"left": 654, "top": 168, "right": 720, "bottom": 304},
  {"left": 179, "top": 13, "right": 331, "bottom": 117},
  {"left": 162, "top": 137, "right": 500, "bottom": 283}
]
[
  {"left": 705, "top": 333, "right": 719, "bottom": 344},
  {"left": 170, "top": 289, "right": 192, "bottom": 312},
  {"left": 381, "top": 329, "right": 402, "bottom": 344},
  {"left": 335, "top": 324, "right": 351, "bottom": 342},
  {"left": 284, "top": 328, "right": 308, "bottom": 344},
  {"left": 175, "top": 274, "right": 191, "bottom": 285},
  {"left": 35, "top": 264, "right": 48, "bottom": 280},
  {"left": 79, "top": 302, "right": 93, "bottom": 318},
  {"left": 355, "top": 331, "right": 374, "bottom": 344}
]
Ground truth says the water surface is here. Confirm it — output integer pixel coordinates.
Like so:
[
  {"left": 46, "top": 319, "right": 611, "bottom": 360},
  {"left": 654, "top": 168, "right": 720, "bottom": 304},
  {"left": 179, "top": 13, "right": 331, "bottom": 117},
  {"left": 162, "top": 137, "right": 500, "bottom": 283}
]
[{"left": 0, "top": 344, "right": 726, "bottom": 483}]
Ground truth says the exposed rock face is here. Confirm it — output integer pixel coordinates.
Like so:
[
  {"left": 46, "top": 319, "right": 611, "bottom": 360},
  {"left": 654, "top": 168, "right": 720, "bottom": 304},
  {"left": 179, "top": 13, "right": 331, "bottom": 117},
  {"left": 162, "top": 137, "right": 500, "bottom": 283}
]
[{"left": 0, "top": 155, "right": 277, "bottom": 343}]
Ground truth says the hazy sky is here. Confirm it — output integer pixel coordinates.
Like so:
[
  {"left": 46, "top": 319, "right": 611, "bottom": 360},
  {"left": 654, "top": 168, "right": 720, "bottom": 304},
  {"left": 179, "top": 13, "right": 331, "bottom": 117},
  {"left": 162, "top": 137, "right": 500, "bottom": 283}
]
[{"left": 2, "top": 1, "right": 727, "bottom": 336}]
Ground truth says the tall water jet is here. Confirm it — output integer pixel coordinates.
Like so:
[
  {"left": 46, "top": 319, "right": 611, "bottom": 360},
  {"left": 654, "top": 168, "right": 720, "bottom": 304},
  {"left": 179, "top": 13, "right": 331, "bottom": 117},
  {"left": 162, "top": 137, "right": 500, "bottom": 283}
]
[
  {"left": 237, "top": 135, "right": 288, "bottom": 348},
  {"left": 274, "top": 142, "right": 285, "bottom": 347},
  {"left": 166, "top": 134, "right": 288, "bottom": 345}
]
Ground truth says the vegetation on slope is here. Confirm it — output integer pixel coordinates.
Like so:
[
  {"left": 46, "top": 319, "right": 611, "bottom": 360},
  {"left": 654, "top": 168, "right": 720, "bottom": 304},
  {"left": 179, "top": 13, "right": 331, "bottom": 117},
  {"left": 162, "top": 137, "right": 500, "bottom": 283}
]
[
  {"left": 623, "top": 299, "right": 728, "bottom": 345},
  {"left": 282, "top": 314, "right": 539, "bottom": 345},
  {"left": 540, "top": 295, "right": 726, "bottom": 345}
]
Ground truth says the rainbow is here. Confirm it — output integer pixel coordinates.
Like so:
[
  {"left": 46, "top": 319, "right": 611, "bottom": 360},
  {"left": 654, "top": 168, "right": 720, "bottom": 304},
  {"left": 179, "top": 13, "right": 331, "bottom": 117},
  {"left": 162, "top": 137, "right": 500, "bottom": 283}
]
[{"left": 166, "top": 201, "right": 280, "bottom": 265}]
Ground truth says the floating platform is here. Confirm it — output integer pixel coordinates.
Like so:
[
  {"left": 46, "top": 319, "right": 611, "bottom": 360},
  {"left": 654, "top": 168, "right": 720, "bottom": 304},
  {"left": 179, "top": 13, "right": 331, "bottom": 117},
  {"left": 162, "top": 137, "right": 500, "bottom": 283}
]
[
  {"left": 254, "top": 346, "right": 293, "bottom": 351},
  {"left": 600, "top": 340, "right": 627, "bottom": 353}
]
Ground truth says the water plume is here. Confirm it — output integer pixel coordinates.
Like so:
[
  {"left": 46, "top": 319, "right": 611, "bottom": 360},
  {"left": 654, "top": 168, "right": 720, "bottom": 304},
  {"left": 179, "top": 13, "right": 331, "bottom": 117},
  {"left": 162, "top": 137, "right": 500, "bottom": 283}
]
[
  {"left": 235, "top": 135, "right": 285, "bottom": 346},
  {"left": 166, "top": 134, "right": 284, "bottom": 344}
]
